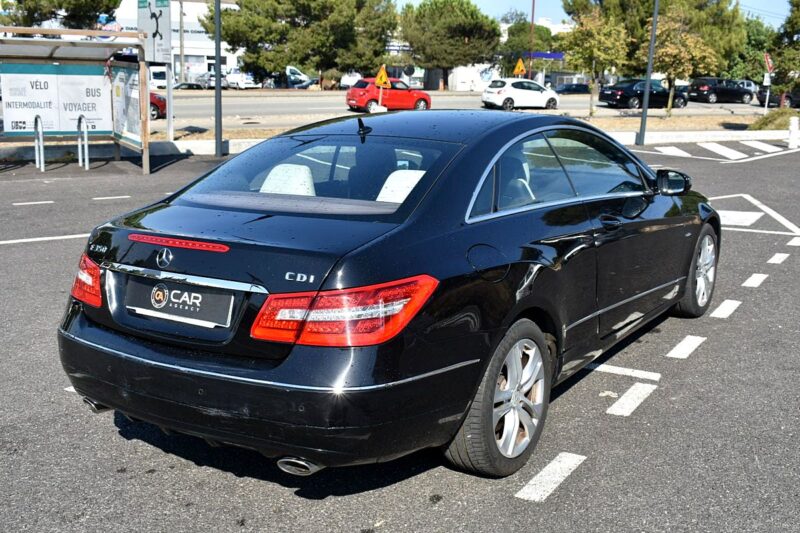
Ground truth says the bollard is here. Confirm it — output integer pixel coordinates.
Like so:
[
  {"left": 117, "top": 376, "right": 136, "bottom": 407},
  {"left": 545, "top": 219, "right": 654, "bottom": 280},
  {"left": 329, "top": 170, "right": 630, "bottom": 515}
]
[{"left": 789, "top": 116, "right": 799, "bottom": 150}]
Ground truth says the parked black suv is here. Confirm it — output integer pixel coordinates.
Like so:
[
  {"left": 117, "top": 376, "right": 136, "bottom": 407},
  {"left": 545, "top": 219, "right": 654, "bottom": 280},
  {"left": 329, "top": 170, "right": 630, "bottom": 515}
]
[
  {"left": 757, "top": 86, "right": 800, "bottom": 108},
  {"left": 688, "top": 77, "right": 754, "bottom": 104},
  {"left": 599, "top": 79, "right": 687, "bottom": 109}
]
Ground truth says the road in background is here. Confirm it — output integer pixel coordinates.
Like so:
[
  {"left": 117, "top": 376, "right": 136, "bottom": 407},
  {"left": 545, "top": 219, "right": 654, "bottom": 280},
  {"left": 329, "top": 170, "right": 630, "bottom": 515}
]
[{"left": 1, "top": 148, "right": 798, "bottom": 532}]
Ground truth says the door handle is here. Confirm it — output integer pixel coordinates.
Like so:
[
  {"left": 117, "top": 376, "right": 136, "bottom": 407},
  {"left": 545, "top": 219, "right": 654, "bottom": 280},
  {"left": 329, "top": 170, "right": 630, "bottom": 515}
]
[{"left": 599, "top": 215, "right": 622, "bottom": 230}]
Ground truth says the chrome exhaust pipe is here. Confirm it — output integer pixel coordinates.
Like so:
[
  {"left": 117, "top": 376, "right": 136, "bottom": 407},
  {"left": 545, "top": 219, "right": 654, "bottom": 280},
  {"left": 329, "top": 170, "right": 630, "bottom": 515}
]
[
  {"left": 276, "top": 457, "right": 325, "bottom": 476},
  {"left": 82, "top": 397, "right": 111, "bottom": 414}
]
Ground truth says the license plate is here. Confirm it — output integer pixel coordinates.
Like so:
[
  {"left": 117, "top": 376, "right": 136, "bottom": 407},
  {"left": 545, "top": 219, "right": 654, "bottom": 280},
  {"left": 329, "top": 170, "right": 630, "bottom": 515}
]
[
  {"left": 689, "top": 92, "right": 697, "bottom": 96},
  {"left": 602, "top": 90, "right": 611, "bottom": 94},
  {"left": 125, "top": 277, "right": 234, "bottom": 328}
]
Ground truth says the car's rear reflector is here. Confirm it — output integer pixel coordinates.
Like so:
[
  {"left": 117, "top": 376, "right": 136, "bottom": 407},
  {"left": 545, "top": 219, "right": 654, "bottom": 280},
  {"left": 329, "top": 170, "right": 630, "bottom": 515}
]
[
  {"left": 128, "top": 233, "right": 230, "bottom": 252},
  {"left": 250, "top": 275, "right": 439, "bottom": 347},
  {"left": 71, "top": 253, "right": 102, "bottom": 307}
]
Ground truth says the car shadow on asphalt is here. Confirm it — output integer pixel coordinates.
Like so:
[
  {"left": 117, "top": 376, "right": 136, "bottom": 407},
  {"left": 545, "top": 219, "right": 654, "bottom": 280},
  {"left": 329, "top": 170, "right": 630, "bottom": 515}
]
[
  {"left": 113, "top": 412, "right": 442, "bottom": 498},
  {"left": 551, "top": 313, "right": 669, "bottom": 402}
]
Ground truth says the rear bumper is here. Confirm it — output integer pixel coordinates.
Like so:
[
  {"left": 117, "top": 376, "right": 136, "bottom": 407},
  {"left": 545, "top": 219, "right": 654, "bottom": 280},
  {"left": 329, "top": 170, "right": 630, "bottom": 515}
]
[{"left": 58, "top": 314, "right": 481, "bottom": 467}]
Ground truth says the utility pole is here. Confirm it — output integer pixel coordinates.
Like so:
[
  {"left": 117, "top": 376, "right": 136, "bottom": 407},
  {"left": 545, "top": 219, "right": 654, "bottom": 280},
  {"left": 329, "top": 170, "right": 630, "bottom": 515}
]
[
  {"left": 636, "top": 0, "right": 659, "bottom": 146},
  {"left": 179, "top": 0, "right": 185, "bottom": 83},
  {"left": 214, "top": 0, "right": 223, "bottom": 157},
  {"left": 528, "top": 0, "right": 536, "bottom": 80}
]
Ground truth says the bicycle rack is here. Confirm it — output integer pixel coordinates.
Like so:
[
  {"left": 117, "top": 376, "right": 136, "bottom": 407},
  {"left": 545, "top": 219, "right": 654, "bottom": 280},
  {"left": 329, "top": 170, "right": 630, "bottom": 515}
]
[
  {"left": 33, "top": 115, "right": 45, "bottom": 172},
  {"left": 77, "top": 114, "right": 90, "bottom": 170}
]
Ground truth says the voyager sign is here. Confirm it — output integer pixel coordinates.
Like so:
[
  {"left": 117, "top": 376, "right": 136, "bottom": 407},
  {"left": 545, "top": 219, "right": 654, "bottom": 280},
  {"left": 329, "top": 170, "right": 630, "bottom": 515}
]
[{"left": 0, "top": 63, "right": 112, "bottom": 137}]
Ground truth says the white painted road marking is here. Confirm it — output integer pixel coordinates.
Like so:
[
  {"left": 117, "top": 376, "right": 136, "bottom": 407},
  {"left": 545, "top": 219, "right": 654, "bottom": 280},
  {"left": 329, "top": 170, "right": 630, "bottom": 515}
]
[
  {"left": 12, "top": 200, "right": 54, "bottom": 206},
  {"left": 585, "top": 363, "right": 661, "bottom": 382},
  {"left": 717, "top": 210, "right": 764, "bottom": 227},
  {"left": 698, "top": 142, "right": 748, "bottom": 160},
  {"left": 738, "top": 140, "right": 782, "bottom": 153},
  {"left": 92, "top": 195, "right": 131, "bottom": 201},
  {"left": 722, "top": 228, "right": 799, "bottom": 236},
  {"left": 515, "top": 453, "right": 587, "bottom": 502},
  {"left": 768, "top": 253, "right": 789, "bottom": 264},
  {"left": 0, "top": 233, "right": 91, "bottom": 246},
  {"left": 788, "top": 237, "right": 800, "bottom": 247},
  {"left": 742, "top": 273, "right": 768, "bottom": 288},
  {"left": 710, "top": 299, "right": 741, "bottom": 319},
  {"left": 606, "top": 383, "right": 658, "bottom": 417},
  {"left": 654, "top": 146, "right": 692, "bottom": 157},
  {"left": 64, "top": 386, "right": 76, "bottom": 393},
  {"left": 665, "top": 335, "right": 707, "bottom": 359}
]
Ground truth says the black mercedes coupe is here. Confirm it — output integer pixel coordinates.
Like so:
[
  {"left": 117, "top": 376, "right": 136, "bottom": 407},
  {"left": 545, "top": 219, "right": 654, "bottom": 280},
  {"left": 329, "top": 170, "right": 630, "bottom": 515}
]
[{"left": 59, "top": 111, "right": 720, "bottom": 477}]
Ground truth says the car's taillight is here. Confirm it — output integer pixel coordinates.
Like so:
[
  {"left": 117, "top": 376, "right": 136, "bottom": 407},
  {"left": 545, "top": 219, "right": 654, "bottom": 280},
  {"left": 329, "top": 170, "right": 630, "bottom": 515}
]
[
  {"left": 250, "top": 274, "right": 439, "bottom": 347},
  {"left": 615, "top": 90, "right": 624, "bottom": 96},
  {"left": 698, "top": 85, "right": 710, "bottom": 91},
  {"left": 498, "top": 89, "right": 506, "bottom": 94},
  {"left": 71, "top": 253, "right": 102, "bottom": 308},
  {"left": 128, "top": 233, "right": 230, "bottom": 252}
]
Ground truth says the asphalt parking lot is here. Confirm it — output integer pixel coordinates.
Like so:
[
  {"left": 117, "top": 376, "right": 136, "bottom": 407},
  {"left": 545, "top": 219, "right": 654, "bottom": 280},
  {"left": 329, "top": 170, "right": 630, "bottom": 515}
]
[{"left": 1, "top": 144, "right": 799, "bottom": 532}]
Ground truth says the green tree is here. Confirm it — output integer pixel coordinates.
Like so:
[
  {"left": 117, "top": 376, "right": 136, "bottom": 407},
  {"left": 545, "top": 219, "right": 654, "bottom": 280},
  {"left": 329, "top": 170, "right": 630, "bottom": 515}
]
[
  {"left": 724, "top": 17, "right": 777, "bottom": 81},
  {"left": 401, "top": 0, "right": 500, "bottom": 90},
  {"left": 636, "top": 6, "right": 718, "bottom": 116},
  {"left": 1, "top": 0, "right": 58, "bottom": 26},
  {"left": 499, "top": 19, "right": 552, "bottom": 77},
  {"left": 558, "top": 7, "right": 628, "bottom": 115},
  {"left": 773, "top": 0, "right": 800, "bottom": 98},
  {"left": 58, "top": 0, "right": 121, "bottom": 29},
  {"left": 336, "top": 0, "right": 397, "bottom": 74}
]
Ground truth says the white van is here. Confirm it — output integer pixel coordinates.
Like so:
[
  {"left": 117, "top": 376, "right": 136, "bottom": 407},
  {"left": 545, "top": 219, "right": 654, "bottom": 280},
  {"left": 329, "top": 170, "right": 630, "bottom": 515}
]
[{"left": 149, "top": 67, "right": 169, "bottom": 90}]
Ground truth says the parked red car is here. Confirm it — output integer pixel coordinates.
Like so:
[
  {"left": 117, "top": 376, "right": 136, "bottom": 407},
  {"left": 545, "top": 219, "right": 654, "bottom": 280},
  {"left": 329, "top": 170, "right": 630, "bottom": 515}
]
[
  {"left": 346, "top": 78, "right": 431, "bottom": 112},
  {"left": 149, "top": 92, "right": 166, "bottom": 120}
]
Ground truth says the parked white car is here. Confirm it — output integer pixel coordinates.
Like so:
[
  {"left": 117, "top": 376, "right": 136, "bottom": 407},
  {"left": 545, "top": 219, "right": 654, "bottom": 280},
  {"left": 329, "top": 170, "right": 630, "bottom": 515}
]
[
  {"left": 482, "top": 78, "right": 559, "bottom": 111},
  {"left": 225, "top": 68, "right": 258, "bottom": 89}
]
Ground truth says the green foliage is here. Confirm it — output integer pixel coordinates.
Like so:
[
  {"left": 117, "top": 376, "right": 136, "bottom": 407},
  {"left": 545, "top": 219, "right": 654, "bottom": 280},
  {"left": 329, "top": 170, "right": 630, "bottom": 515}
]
[
  {"left": 772, "top": 0, "right": 800, "bottom": 93},
  {"left": 724, "top": 17, "right": 777, "bottom": 81},
  {"left": 636, "top": 5, "right": 718, "bottom": 115},
  {"left": 498, "top": 20, "right": 552, "bottom": 76},
  {"left": 401, "top": 0, "right": 500, "bottom": 88},
  {"left": 500, "top": 8, "right": 527, "bottom": 25},
  {"left": 59, "top": 0, "right": 121, "bottom": 29},
  {"left": 2, "top": 0, "right": 59, "bottom": 26},
  {"left": 749, "top": 108, "right": 800, "bottom": 130},
  {"left": 202, "top": 0, "right": 395, "bottom": 80}
]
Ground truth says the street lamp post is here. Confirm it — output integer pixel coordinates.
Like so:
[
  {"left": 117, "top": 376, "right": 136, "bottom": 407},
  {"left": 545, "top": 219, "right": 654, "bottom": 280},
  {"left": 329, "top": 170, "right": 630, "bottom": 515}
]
[
  {"left": 179, "top": 0, "right": 185, "bottom": 83},
  {"left": 528, "top": 0, "right": 536, "bottom": 80},
  {"left": 636, "top": 0, "right": 659, "bottom": 146},
  {"left": 214, "top": 0, "right": 222, "bottom": 157}
]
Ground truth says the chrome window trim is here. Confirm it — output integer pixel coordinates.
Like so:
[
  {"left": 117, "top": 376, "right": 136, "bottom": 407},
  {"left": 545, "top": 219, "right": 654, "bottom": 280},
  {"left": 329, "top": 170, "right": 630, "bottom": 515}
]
[
  {"left": 464, "top": 124, "right": 654, "bottom": 225},
  {"left": 565, "top": 276, "right": 686, "bottom": 331},
  {"left": 102, "top": 262, "right": 268, "bottom": 294},
  {"left": 59, "top": 330, "right": 479, "bottom": 393}
]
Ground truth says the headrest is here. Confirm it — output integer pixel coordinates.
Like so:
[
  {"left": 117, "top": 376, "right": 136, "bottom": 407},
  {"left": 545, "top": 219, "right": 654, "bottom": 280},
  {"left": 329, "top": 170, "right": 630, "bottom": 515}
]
[
  {"left": 259, "top": 164, "right": 316, "bottom": 196},
  {"left": 376, "top": 169, "right": 426, "bottom": 203}
]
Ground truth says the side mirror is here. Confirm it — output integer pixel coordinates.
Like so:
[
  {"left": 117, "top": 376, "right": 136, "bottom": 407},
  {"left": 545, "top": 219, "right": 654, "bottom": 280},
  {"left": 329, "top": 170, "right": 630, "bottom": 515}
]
[{"left": 656, "top": 169, "right": 692, "bottom": 195}]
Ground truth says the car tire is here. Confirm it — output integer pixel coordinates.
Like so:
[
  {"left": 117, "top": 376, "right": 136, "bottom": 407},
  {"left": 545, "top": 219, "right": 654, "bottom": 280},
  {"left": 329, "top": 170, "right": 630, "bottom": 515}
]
[
  {"left": 707, "top": 93, "right": 718, "bottom": 104},
  {"left": 150, "top": 104, "right": 159, "bottom": 120},
  {"left": 366, "top": 100, "right": 379, "bottom": 113},
  {"left": 628, "top": 96, "right": 640, "bottom": 109},
  {"left": 742, "top": 93, "right": 752, "bottom": 104},
  {"left": 781, "top": 96, "right": 793, "bottom": 108},
  {"left": 545, "top": 98, "right": 558, "bottom": 110},
  {"left": 414, "top": 99, "right": 428, "bottom": 110},
  {"left": 502, "top": 98, "right": 515, "bottom": 111},
  {"left": 674, "top": 97, "right": 686, "bottom": 108},
  {"left": 444, "top": 319, "right": 553, "bottom": 477},
  {"left": 673, "top": 224, "right": 718, "bottom": 318}
]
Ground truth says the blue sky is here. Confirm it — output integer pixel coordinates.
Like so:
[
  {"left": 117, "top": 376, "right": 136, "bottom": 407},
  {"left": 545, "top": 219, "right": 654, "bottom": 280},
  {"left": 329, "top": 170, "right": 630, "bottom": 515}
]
[{"left": 402, "top": 1, "right": 791, "bottom": 27}]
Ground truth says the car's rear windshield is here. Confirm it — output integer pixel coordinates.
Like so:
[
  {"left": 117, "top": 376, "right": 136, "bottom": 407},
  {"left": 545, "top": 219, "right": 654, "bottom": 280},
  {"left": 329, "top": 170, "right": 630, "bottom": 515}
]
[
  {"left": 173, "top": 135, "right": 461, "bottom": 222},
  {"left": 489, "top": 80, "right": 506, "bottom": 88},
  {"left": 353, "top": 80, "right": 370, "bottom": 89}
]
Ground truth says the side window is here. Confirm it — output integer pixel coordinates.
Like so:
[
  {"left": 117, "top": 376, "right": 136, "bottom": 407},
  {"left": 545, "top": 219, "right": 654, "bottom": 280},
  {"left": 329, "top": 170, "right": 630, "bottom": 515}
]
[
  {"left": 391, "top": 81, "right": 409, "bottom": 90},
  {"left": 469, "top": 134, "right": 576, "bottom": 218},
  {"left": 545, "top": 130, "right": 645, "bottom": 197}
]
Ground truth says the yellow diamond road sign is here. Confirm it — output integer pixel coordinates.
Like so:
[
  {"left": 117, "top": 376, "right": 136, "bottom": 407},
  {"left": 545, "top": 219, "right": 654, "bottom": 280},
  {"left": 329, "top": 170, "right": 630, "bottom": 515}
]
[
  {"left": 375, "top": 64, "right": 391, "bottom": 89},
  {"left": 513, "top": 58, "right": 526, "bottom": 76}
]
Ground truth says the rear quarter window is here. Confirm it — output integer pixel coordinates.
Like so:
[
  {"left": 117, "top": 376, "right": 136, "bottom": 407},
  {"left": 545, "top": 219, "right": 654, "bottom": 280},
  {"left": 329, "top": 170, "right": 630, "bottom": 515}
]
[
  {"left": 353, "top": 80, "right": 370, "bottom": 89},
  {"left": 489, "top": 80, "right": 506, "bottom": 88}
]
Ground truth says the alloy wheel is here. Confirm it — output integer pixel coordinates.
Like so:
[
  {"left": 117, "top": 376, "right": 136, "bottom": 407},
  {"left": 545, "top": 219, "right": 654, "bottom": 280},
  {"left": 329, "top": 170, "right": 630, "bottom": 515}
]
[
  {"left": 494, "top": 339, "right": 546, "bottom": 458},
  {"left": 502, "top": 98, "right": 514, "bottom": 111},
  {"left": 150, "top": 104, "right": 159, "bottom": 120},
  {"left": 545, "top": 98, "right": 557, "bottom": 109},
  {"left": 367, "top": 100, "right": 378, "bottom": 113},
  {"left": 695, "top": 235, "right": 716, "bottom": 307},
  {"left": 415, "top": 99, "right": 428, "bottom": 110}
]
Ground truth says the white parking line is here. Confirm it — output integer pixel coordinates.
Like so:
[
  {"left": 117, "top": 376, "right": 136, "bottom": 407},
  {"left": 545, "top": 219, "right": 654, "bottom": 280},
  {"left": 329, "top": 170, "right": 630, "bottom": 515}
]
[
  {"left": 606, "top": 383, "right": 657, "bottom": 416},
  {"left": 0, "top": 233, "right": 90, "bottom": 246},
  {"left": 768, "top": 253, "right": 789, "bottom": 264},
  {"left": 738, "top": 140, "right": 782, "bottom": 153},
  {"left": 585, "top": 363, "right": 661, "bottom": 382},
  {"left": 697, "top": 142, "right": 748, "bottom": 160},
  {"left": 788, "top": 237, "right": 800, "bottom": 247},
  {"left": 722, "top": 228, "right": 799, "bottom": 236},
  {"left": 665, "top": 335, "right": 706, "bottom": 359},
  {"left": 710, "top": 299, "right": 741, "bottom": 319},
  {"left": 654, "top": 146, "right": 692, "bottom": 157},
  {"left": 92, "top": 195, "right": 131, "bottom": 201},
  {"left": 515, "top": 452, "right": 587, "bottom": 502},
  {"left": 742, "top": 273, "right": 768, "bottom": 288},
  {"left": 717, "top": 210, "right": 764, "bottom": 227},
  {"left": 12, "top": 200, "right": 54, "bottom": 206}
]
